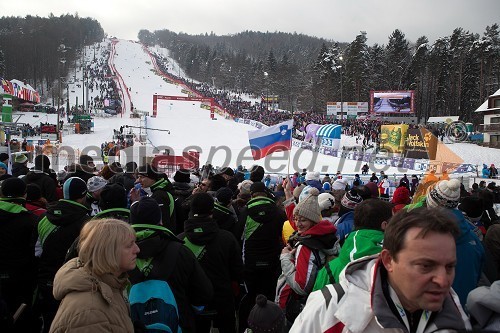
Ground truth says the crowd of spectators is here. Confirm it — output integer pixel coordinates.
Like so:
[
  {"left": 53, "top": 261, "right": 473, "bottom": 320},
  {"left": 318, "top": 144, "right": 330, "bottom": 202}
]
[
  {"left": 69, "top": 46, "right": 122, "bottom": 115},
  {"left": 1, "top": 151, "right": 499, "bottom": 332}
]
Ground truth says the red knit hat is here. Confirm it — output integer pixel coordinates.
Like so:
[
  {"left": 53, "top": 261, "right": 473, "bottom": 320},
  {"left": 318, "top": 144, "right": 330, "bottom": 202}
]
[{"left": 391, "top": 186, "right": 411, "bottom": 205}]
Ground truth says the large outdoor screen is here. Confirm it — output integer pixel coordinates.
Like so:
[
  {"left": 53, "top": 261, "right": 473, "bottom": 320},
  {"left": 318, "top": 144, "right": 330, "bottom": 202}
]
[{"left": 370, "top": 90, "right": 414, "bottom": 114}]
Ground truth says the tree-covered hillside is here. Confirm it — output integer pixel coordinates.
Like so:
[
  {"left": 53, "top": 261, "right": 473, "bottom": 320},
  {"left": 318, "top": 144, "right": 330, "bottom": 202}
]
[{"left": 140, "top": 25, "right": 500, "bottom": 123}]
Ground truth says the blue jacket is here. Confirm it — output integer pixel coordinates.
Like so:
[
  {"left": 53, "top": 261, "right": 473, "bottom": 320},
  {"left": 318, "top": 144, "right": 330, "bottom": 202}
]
[
  {"left": 482, "top": 166, "right": 490, "bottom": 178},
  {"left": 450, "top": 209, "right": 485, "bottom": 308},
  {"left": 335, "top": 210, "right": 355, "bottom": 242}
]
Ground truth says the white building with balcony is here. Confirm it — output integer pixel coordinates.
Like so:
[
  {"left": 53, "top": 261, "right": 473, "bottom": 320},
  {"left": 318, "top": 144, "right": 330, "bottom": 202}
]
[{"left": 475, "top": 88, "right": 500, "bottom": 148}]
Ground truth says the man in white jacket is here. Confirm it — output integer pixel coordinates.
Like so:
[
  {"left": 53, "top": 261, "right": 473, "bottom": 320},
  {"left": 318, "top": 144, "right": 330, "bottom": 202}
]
[{"left": 290, "top": 207, "right": 471, "bottom": 333}]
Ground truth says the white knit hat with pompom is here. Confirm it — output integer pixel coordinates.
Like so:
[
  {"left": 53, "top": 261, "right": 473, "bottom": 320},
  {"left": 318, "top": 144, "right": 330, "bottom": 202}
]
[{"left": 427, "top": 178, "right": 461, "bottom": 208}]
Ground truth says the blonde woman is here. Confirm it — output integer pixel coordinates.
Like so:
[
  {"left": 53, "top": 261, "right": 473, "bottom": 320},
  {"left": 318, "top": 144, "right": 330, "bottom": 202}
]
[{"left": 50, "top": 219, "right": 139, "bottom": 333}]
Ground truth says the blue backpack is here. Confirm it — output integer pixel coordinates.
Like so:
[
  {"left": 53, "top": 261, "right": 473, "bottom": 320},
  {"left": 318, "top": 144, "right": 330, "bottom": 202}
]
[
  {"left": 129, "top": 224, "right": 183, "bottom": 333},
  {"left": 129, "top": 280, "right": 179, "bottom": 332}
]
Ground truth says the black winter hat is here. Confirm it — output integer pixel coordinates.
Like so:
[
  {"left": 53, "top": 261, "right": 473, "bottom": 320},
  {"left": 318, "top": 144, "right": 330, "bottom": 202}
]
[
  {"left": 79, "top": 154, "right": 94, "bottom": 166},
  {"left": 250, "top": 181, "right": 267, "bottom": 195},
  {"left": 218, "top": 167, "right": 235, "bottom": 177},
  {"left": 356, "top": 185, "right": 373, "bottom": 201},
  {"left": 99, "top": 184, "right": 128, "bottom": 210},
  {"left": 0, "top": 152, "right": 9, "bottom": 163},
  {"left": 174, "top": 168, "right": 191, "bottom": 183},
  {"left": 137, "top": 164, "right": 161, "bottom": 181},
  {"left": 209, "top": 174, "right": 227, "bottom": 192},
  {"left": 63, "top": 177, "right": 87, "bottom": 200},
  {"left": 458, "top": 196, "right": 484, "bottom": 219},
  {"left": 125, "top": 161, "right": 138, "bottom": 173},
  {"left": 1, "top": 177, "right": 27, "bottom": 198},
  {"left": 130, "top": 197, "right": 162, "bottom": 225},
  {"left": 109, "top": 162, "right": 123, "bottom": 173},
  {"left": 216, "top": 187, "right": 233, "bottom": 206},
  {"left": 247, "top": 294, "right": 285, "bottom": 333},
  {"left": 191, "top": 193, "right": 214, "bottom": 216},
  {"left": 26, "top": 183, "right": 42, "bottom": 201},
  {"left": 34, "top": 154, "right": 50, "bottom": 170},
  {"left": 250, "top": 165, "right": 265, "bottom": 182}
]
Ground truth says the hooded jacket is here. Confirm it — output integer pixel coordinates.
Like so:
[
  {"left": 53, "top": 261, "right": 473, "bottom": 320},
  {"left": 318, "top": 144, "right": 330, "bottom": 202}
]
[
  {"left": 291, "top": 255, "right": 471, "bottom": 333},
  {"left": 50, "top": 258, "right": 133, "bottom": 333},
  {"left": 482, "top": 165, "right": 490, "bottom": 178},
  {"left": 449, "top": 209, "right": 485, "bottom": 307},
  {"left": 0, "top": 198, "right": 38, "bottom": 331},
  {"left": 0, "top": 198, "right": 37, "bottom": 277},
  {"left": 11, "top": 162, "right": 29, "bottom": 177},
  {"left": 178, "top": 215, "right": 242, "bottom": 317},
  {"left": 276, "top": 220, "right": 336, "bottom": 309},
  {"left": 314, "top": 228, "right": 384, "bottom": 291},
  {"left": 37, "top": 199, "right": 91, "bottom": 283},
  {"left": 466, "top": 280, "right": 500, "bottom": 331},
  {"left": 131, "top": 225, "right": 213, "bottom": 333},
  {"left": 213, "top": 201, "right": 238, "bottom": 233},
  {"left": 236, "top": 195, "right": 286, "bottom": 267},
  {"left": 24, "top": 170, "right": 58, "bottom": 203},
  {"left": 92, "top": 207, "right": 130, "bottom": 222},
  {"left": 172, "top": 181, "right": 194, "bottom": 232},
  {"left": 149, "top": 177, "right": 177, "bottom": 232}
]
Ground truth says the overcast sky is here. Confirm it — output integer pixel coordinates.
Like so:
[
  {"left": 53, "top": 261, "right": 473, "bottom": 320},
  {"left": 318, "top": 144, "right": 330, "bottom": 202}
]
[{"left": 1, "top": 0, "right": 499, "bottom": 45}]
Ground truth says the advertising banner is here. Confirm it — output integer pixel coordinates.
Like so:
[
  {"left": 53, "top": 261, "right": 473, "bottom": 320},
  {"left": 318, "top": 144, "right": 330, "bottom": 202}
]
[
  {"left": 404, "top": 128, "right": 438, "bottom": 160},
  {"left": 380, "top": 124, "right": 409, "bottom": 153},
  {"left": 391, "top": 156, "right": 405, "bottom": 168},
  {"left": 41, "top": 133, "right": 58, "bottom": 141},
  {"left": 401, "top": 158, "right": 415, "bottom": 170},
  {"left": 1, "top": 94, "right": 13, "bottom": 123},
  {"left": 326, "top": 102, "right": 369, "bottom": 116},
  {"left": 41, "top": 124, "right": 58, "bottom": 134}
]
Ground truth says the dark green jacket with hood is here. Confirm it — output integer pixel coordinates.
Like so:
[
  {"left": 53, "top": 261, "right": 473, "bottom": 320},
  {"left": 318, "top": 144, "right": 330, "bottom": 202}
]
[
  {"left": 150, "top": 177, "right": 177, "bottom": 232},
  {"left": 0, "top": 198, "right": 38, "bottom": 277},
  {"left": 236, "top": 195, "right": 286, "bottom": 267},
  {"left": 178, "top": 215, "right": 242, "bottom": 316},
  {"left": 37, "top": 199, "right": 90, "bottom": 283},
  {"left": 213, "top": 201, "right": 238, "bottom": 235},
  {"left": 24, "top": 169, "right": 58, "bottom": 203}
]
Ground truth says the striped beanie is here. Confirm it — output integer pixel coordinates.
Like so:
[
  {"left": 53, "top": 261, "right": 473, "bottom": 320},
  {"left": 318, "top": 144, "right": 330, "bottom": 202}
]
[
  {"left": 63, "top": 177, "right": 88, "bottom": 200},
  {"left": 341, "top": 189, "right": 363, "bottom": 210}
]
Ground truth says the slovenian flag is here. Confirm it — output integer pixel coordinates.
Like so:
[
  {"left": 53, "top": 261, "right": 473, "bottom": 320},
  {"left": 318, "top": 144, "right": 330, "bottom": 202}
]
[{"left": 248, "top": 120, "right": 293, "bottom": 160}]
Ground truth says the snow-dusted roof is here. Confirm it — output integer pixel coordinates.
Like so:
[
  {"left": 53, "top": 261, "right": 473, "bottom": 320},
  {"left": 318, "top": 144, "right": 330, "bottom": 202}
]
[
  {"left": 475, "top": 88, "right": 500, "bottom": 112},
  {"left": 10, "top": 79, "right": 35, "bottom": 91}
]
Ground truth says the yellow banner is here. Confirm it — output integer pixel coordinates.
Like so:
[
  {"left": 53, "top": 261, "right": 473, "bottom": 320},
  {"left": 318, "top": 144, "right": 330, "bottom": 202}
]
[{"left": 380, "top": 124, "right": 408, "bottom": 153}]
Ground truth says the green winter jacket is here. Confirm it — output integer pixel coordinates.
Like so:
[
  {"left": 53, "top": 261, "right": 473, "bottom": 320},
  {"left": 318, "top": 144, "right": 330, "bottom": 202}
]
[{"left": 313, "top": 228, "right": 384, "bottom": 291}]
